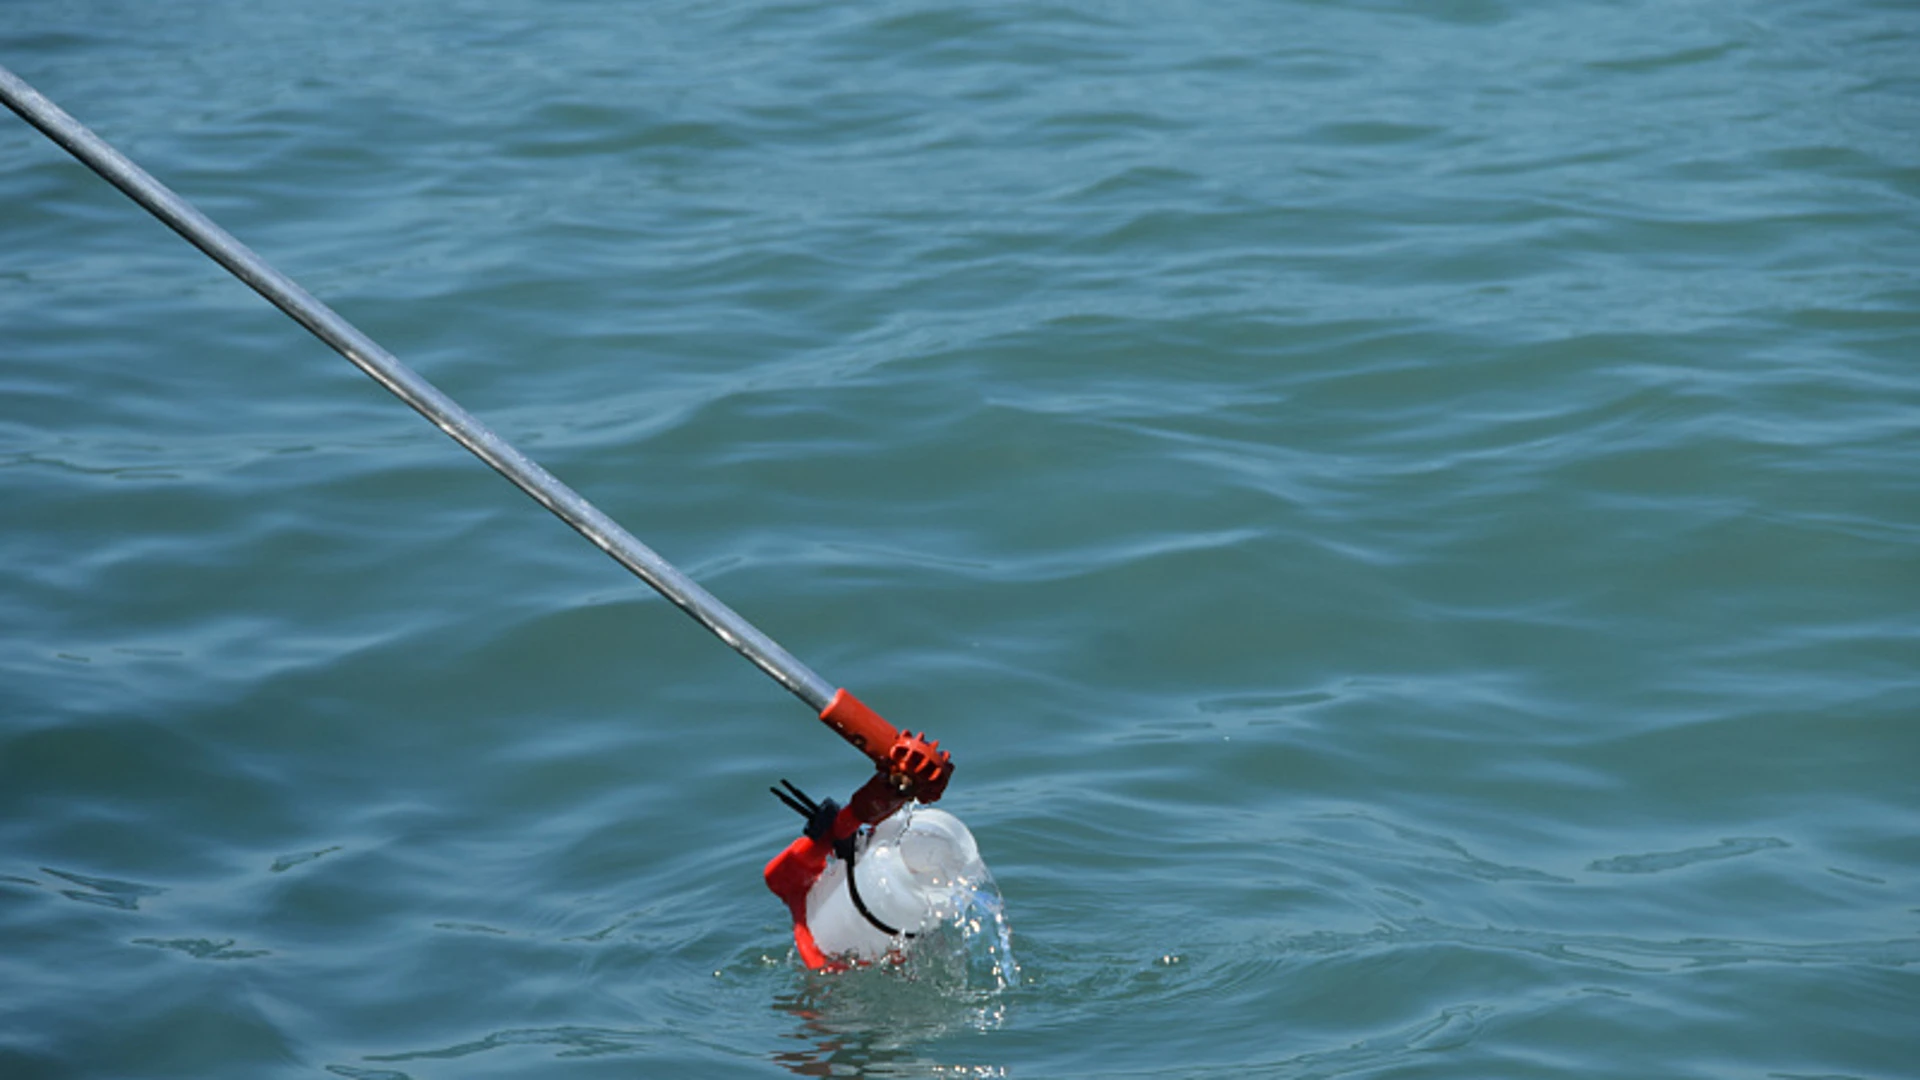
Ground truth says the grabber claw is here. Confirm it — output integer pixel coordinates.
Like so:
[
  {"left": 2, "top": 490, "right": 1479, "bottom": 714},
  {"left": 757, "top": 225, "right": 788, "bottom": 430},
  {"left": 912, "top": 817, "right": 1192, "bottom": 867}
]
[{"left": 769, "top": 689, "right": 959, "bottom": 969}]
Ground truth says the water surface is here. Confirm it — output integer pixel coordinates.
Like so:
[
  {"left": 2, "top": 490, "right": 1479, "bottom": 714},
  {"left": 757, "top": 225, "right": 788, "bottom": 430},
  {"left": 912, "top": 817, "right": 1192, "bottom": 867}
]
[{"left": 3, "top": 2, "right": 1917, "bottom": 1077}]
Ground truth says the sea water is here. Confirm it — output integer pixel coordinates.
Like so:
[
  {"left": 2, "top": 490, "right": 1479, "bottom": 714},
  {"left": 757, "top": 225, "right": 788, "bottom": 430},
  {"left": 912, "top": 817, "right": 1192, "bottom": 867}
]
[{"left": 2, "top": 1, "right": 1916, "bottom": 1077}]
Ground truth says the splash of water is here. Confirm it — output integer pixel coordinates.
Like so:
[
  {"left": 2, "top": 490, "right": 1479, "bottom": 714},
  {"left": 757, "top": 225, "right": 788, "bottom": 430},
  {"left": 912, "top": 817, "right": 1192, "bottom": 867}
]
[
  {"left": 900, "top": 869, "right": 1019, "bottom": 997},
  {"left": 958, "top": 882, "right": 1020, "bottom": 993}
]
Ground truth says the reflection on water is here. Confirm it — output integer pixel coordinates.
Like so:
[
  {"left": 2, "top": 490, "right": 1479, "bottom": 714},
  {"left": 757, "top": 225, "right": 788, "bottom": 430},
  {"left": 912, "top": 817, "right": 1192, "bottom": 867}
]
[{"left": 771, "top": 973, "right": 1010, "bottom": 1079}]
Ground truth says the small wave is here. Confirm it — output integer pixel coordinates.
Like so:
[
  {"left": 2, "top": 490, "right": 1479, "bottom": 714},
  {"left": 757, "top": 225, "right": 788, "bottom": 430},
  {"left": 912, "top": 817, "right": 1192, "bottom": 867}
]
[
  {"left": 1588, "top": 836, "right": 1789, "bottom": 875},
  {"left": 41, "top": 867, "right": 166, "bottom": 912}
]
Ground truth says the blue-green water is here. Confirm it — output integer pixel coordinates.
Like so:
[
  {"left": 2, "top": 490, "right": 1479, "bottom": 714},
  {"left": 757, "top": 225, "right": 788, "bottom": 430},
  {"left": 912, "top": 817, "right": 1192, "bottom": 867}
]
[{"left": 4, "top": 2, "right": 1917, "bottom": 1077}]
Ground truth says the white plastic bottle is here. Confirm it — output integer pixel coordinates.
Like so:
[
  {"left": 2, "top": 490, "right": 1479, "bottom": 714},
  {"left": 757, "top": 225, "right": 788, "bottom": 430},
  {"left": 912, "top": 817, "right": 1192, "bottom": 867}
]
[{"left": 803, "top": 807, "right": 985, "bottom": 962}]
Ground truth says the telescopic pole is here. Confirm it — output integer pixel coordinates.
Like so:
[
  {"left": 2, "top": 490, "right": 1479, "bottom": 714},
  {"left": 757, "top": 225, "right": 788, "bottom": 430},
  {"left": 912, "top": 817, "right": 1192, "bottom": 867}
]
[{"left": 0, "top": 63, "right": 950, "bottom": 800}]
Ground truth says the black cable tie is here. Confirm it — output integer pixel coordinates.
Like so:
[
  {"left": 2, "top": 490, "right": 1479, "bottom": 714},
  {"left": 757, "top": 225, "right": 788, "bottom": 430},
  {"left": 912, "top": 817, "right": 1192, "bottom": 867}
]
[{"left": 771, "top": 779, "right": 818, "bottom": 819}]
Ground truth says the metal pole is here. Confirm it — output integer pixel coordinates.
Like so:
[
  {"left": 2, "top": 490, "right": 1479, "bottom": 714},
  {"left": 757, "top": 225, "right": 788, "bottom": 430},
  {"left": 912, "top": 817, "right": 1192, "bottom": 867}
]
[{"left": 0, "top": 63, "right": 837, "bottom": 712}]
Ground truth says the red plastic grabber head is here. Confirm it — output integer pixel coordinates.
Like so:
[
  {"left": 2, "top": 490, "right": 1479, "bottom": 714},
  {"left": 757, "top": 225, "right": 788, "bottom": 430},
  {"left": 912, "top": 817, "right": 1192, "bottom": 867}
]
[{"left": 886, "top": 730, "right": 952, "bottom": 804}]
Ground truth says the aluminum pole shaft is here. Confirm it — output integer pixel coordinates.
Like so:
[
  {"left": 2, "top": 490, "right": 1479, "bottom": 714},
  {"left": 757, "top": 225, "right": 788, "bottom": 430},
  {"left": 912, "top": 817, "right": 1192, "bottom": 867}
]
[{"left": 0, "top": 63, "right": 837, "bottom": 712}]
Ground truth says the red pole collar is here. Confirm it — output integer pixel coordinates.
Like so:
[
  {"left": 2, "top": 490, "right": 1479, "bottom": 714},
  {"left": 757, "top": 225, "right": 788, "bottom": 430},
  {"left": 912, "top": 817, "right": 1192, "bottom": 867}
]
[{"left": 818, "top": 688, "right": 952, "bottom": 804}]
